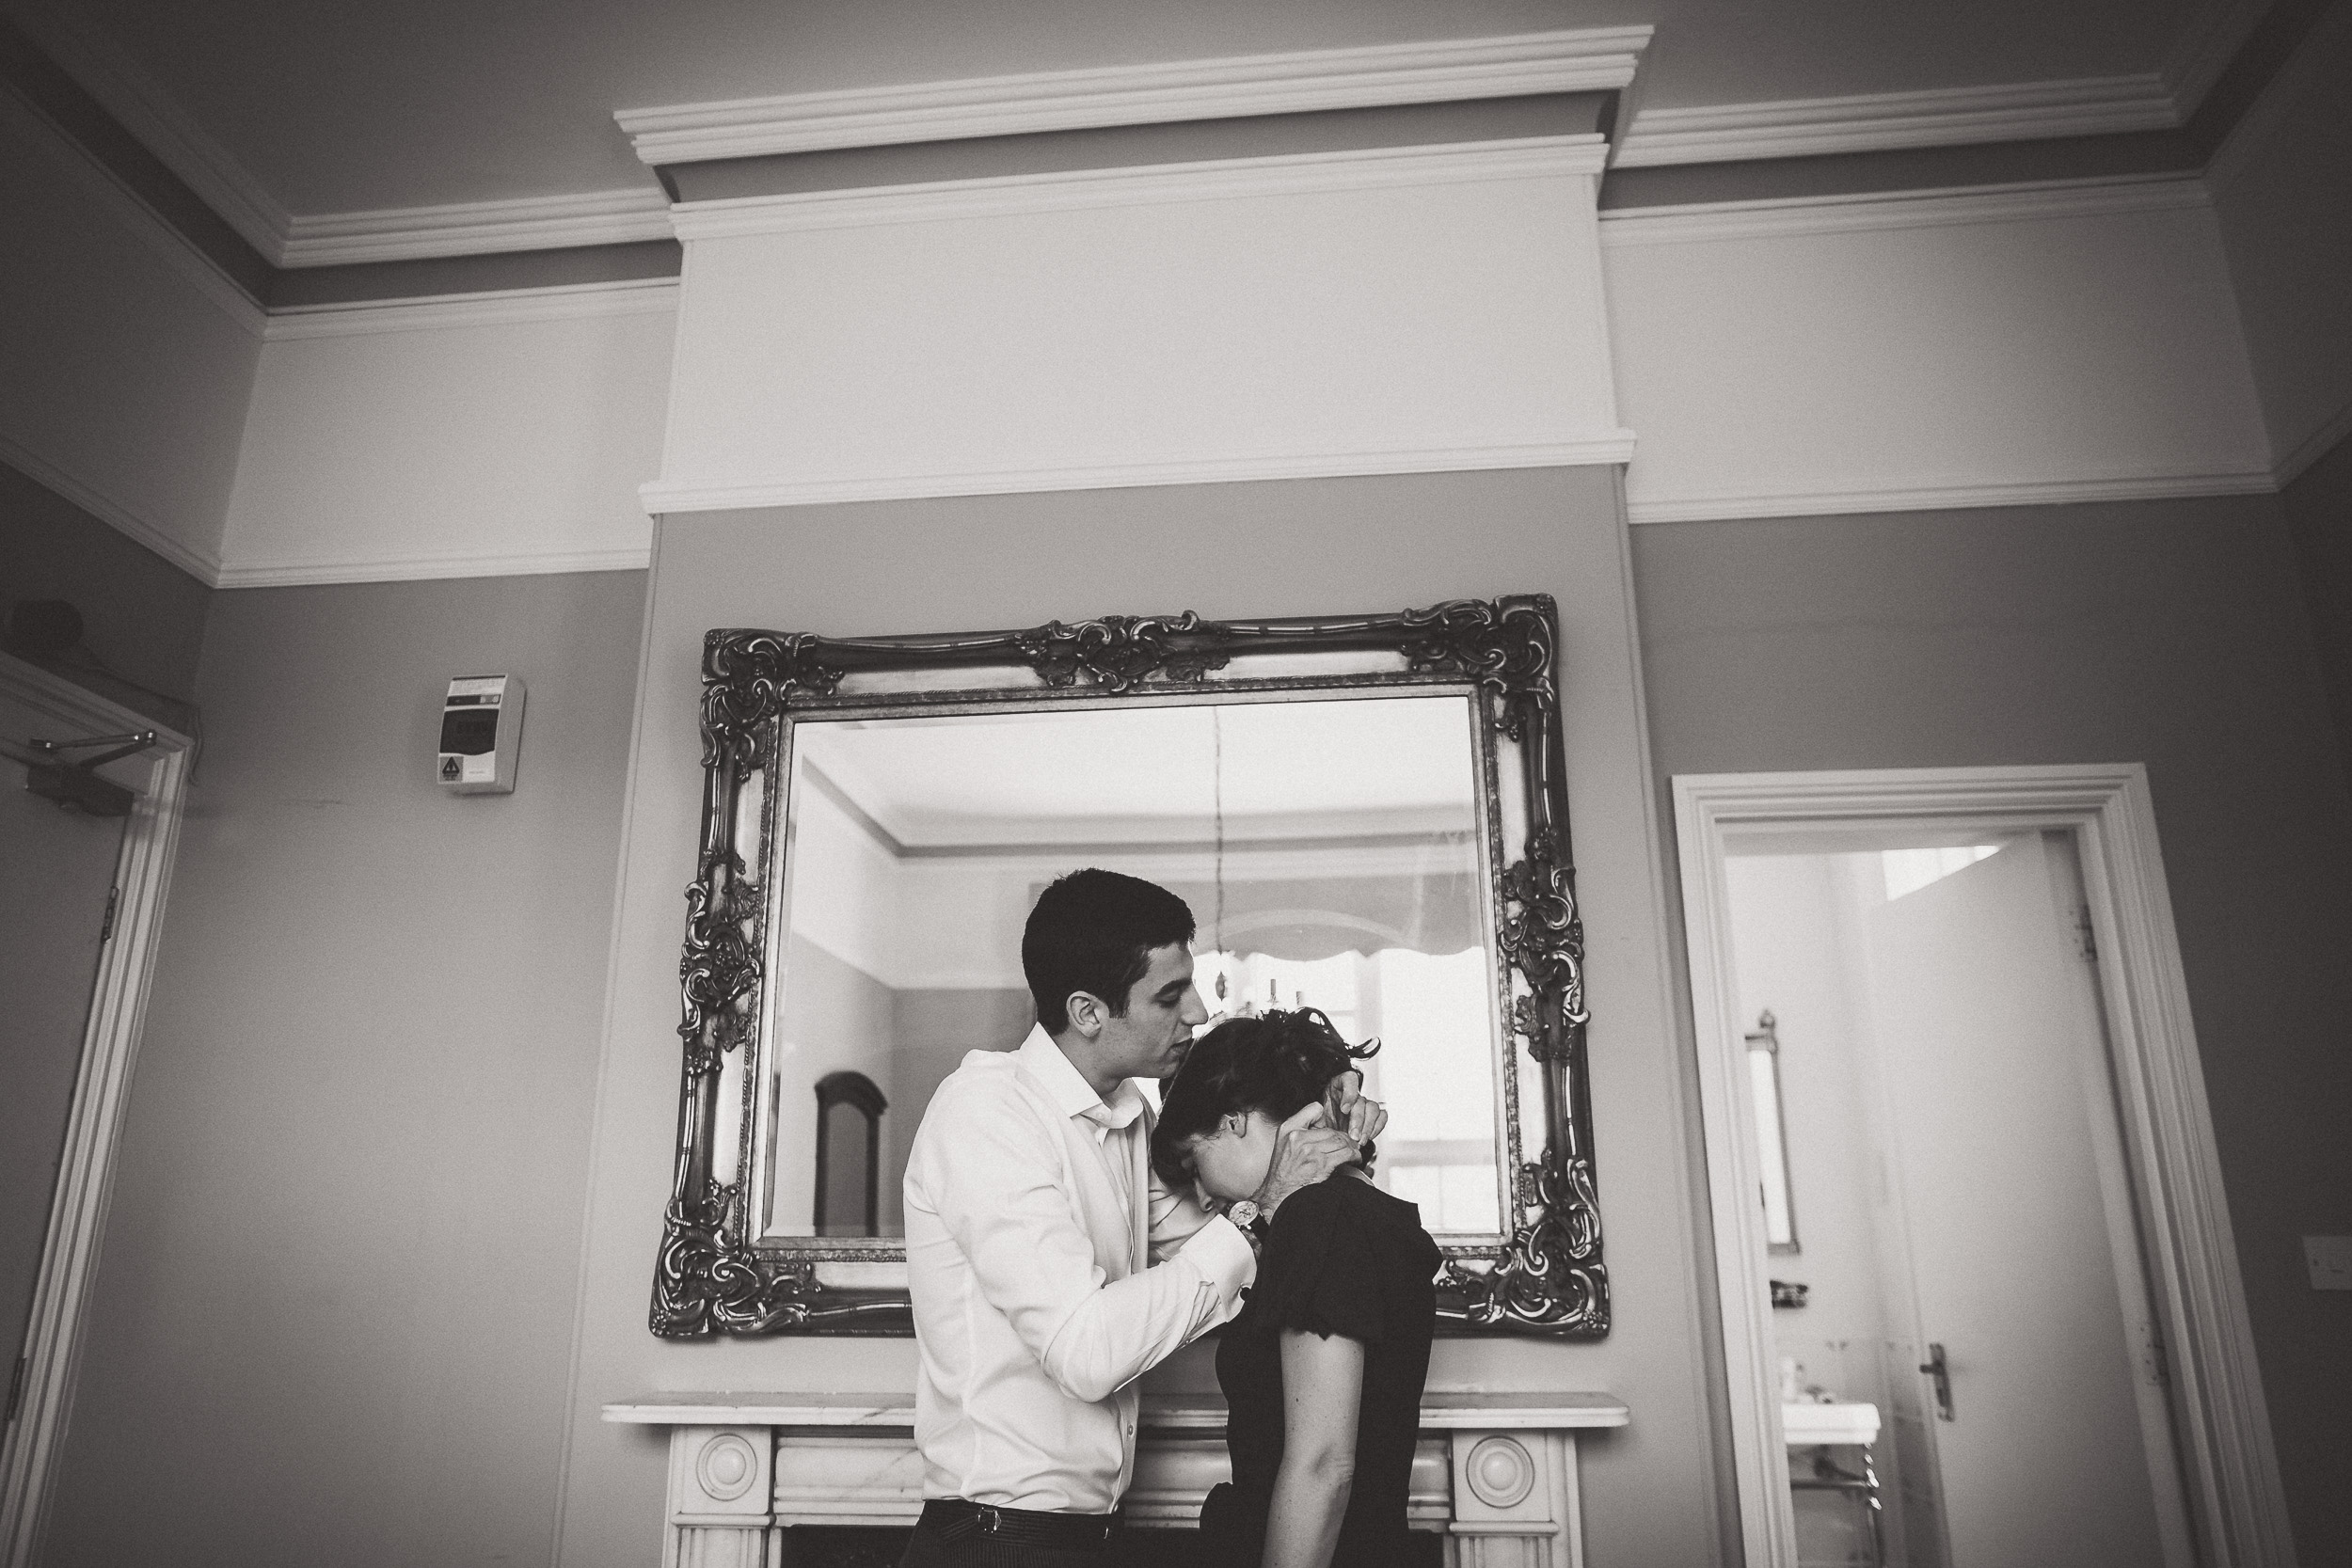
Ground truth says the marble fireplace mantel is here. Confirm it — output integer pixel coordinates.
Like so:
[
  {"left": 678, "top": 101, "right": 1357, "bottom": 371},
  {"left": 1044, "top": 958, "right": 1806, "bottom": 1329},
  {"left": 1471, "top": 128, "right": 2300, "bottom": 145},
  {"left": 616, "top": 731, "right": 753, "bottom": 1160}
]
[{"left": 605, "top": 1391, "right": 1627, "bottom": 1568}]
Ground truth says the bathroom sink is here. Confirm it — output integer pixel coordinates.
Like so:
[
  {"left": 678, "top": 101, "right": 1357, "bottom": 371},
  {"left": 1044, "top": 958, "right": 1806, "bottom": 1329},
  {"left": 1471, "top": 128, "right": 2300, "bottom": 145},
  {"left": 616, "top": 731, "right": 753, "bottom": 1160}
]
[{"left": 1782, "top": 1402, "right": 1881, "bottom": 1446}]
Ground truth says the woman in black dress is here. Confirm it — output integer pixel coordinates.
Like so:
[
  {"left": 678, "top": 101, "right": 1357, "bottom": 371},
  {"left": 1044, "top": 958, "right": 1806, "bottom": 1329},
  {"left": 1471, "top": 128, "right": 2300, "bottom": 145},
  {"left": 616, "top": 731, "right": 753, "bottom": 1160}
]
[{"left": 1152, "top": 1008, "right": 1441, "bottom": 1568}]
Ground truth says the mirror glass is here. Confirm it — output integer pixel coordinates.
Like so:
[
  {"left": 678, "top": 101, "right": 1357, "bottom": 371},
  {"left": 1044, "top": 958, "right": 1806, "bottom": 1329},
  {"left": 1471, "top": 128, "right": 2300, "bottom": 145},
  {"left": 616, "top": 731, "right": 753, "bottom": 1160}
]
[
  {"left": 751, "top": 690, "right": 1511, "bottom": 1243},
  {"left": 1747, "top": 1011, "right": 1799, "bottom": 1253}
]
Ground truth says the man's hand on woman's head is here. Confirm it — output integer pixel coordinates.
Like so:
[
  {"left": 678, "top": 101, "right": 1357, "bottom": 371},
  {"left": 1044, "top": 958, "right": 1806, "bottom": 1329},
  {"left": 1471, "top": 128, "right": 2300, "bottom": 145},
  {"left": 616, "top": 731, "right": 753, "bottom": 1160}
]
[{"left": 1253, "top": 1102, "right": 1360, "bottom": 1218}]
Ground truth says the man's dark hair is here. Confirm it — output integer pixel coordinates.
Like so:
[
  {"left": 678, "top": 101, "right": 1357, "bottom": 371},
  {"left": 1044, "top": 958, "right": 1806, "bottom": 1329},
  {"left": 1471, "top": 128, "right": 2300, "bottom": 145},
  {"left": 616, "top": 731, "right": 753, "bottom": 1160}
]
[
  {"left": 1024, "top": 869, "right": 1196, "bottom": 1036},
  {"left": 1151, "top": 1007, "right": 1380, "bottom": 1188}
]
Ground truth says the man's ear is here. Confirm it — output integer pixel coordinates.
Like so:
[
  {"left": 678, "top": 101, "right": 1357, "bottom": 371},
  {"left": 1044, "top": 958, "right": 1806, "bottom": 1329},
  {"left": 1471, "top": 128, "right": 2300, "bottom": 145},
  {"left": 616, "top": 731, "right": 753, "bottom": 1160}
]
[{"left": 1064, "top": 990, "right": 1108, "bottom": 1038}]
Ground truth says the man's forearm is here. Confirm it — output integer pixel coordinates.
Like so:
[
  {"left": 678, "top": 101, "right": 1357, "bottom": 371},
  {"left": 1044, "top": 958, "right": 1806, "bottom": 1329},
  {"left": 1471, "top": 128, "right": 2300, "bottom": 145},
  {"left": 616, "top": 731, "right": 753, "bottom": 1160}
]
[{"left": 1037, "top": 1220, "right": 1252, "bottom": 1401}]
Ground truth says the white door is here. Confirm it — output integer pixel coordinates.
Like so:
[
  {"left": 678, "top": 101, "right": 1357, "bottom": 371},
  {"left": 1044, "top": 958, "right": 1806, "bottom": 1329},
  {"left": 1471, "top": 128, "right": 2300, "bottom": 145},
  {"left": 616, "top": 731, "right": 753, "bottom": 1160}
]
[
  {"left": 1, "top": 710, "right": 127, "bottom": 1392},
  {"left": 1855, "top": 832, "right": 2193, "bottom": 1568}
]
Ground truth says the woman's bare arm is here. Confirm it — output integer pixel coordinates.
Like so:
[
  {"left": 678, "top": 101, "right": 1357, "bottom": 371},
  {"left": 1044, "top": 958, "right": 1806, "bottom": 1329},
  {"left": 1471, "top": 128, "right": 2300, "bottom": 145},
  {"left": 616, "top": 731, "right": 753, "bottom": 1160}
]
[{"left": 1262, "top": 1329, "right": 1365, "bottom": 1568}]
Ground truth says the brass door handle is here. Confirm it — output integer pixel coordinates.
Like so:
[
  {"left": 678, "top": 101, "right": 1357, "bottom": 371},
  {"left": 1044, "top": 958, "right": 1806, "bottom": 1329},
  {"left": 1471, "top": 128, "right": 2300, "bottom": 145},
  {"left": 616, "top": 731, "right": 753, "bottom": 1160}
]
[{"left": 1918, "top": 1342, "right": 1954, "bottom": 1421}]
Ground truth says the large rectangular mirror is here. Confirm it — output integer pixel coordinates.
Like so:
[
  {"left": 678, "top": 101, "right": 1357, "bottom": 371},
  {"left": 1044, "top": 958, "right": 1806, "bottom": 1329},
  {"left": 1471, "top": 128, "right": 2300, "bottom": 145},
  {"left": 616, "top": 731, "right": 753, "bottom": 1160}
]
[{"left": 655, "top": 597, "right": 1605, "bottom": 1338}]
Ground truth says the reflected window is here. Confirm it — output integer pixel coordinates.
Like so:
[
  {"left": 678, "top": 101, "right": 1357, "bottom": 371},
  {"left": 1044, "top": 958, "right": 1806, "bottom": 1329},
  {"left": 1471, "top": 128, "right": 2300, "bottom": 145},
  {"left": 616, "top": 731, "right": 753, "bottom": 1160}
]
[
  {"left": 1747, "top": 1010, "right": 1799, "bottom": 1254},
  {"left": 1198, "top": 941, "right": 1502, "bottom": 1235},
  {"left": 814, "top": 1071, "right": 887, "bottom": 1238},
  {"left": 1882, "top": 844, "right": 1999, "bottom": 900}
]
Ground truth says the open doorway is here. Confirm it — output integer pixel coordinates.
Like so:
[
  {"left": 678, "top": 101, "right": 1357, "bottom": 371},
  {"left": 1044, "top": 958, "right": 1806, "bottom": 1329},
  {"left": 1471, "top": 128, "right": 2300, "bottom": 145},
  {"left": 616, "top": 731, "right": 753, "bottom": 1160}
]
[
  {"left": 0, "top": 653, "right": 190, "bottom": 1568},
  {"left": 1674, "top": 767, "right": 2296, "bottom": 1568}
]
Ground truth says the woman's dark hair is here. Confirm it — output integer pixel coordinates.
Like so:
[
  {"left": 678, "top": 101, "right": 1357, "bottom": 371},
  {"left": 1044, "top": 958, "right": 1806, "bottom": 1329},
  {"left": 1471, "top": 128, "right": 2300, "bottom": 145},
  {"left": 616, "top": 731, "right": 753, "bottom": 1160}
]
[
  {"left": 1023, "top": 869, "right": 1197, "bottom": 1036},
  {"left": 1151, "top": 1007, "right": 1379, "bottom": 1188}
]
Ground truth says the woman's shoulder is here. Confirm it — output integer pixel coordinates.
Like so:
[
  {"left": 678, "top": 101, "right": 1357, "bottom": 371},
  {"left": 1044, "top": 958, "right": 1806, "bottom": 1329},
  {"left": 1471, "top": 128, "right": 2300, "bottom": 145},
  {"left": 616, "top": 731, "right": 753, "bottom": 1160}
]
[{"left": 1248, "top": 1174, "right": 1438, "bottom": 1343}]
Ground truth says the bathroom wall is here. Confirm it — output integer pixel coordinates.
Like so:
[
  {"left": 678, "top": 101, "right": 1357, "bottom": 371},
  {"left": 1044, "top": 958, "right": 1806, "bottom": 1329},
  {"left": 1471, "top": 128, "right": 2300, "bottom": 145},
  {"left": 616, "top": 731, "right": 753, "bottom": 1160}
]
[{"left": 1723, "top": 853, "right": 1890, "bottom": 1413}]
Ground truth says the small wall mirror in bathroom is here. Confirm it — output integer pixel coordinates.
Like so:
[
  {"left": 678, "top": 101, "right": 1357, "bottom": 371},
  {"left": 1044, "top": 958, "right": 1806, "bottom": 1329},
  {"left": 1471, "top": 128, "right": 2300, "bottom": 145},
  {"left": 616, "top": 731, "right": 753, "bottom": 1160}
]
[{"left": 1746, "top": 1010, "right": 1799, "bottom": 1254}]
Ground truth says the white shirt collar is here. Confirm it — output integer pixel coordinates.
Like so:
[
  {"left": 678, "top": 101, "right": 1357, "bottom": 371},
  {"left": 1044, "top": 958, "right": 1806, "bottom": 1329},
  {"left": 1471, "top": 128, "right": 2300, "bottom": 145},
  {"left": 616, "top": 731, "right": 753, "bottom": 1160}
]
[{"left": 1015, "top": 1024, "right": 1146, "bottom": 1132}]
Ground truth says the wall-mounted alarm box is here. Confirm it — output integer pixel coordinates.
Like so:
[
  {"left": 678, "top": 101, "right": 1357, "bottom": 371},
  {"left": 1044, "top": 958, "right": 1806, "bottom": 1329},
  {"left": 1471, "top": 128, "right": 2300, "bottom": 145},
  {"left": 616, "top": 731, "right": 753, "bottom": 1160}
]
[{"left": 437, "top": 674, "right": 525, "bottom": 794}]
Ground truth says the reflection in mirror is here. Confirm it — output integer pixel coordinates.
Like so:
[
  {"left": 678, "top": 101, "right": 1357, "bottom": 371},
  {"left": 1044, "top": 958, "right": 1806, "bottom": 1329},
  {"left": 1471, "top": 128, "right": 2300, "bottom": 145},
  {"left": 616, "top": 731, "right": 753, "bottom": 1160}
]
[
  {"left": 1746, "top": 1010, "right": 1799, "bottom": 1254},
  {"left": 755, "top": 693, "right": 1509, "bottom": 1243},
  {"left": 813, "top": 1071, "right": 885, "bottom": 1237}
]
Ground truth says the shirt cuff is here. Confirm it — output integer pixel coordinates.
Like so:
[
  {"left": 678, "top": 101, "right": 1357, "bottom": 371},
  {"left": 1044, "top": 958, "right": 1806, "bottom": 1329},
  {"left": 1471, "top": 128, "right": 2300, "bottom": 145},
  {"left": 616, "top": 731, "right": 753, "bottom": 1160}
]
[{"left": 1178, "top": 1212, "right": 1258, "bottom": 1302}]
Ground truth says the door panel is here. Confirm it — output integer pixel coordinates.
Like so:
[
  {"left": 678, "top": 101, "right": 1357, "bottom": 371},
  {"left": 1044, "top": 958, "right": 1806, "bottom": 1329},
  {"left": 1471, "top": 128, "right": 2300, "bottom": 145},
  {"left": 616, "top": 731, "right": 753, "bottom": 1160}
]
[
  {"left": 1856, "top": 834, "right": 2186, "bottom": 1568},
  {"left": 1, "top": 725, "right": 125, "bottom": 1373}
]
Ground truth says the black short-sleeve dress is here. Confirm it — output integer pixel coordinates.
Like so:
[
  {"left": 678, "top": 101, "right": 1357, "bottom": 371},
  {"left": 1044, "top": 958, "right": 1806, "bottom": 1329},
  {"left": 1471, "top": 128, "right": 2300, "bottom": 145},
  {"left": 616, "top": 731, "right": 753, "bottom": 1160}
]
[{"left": 1200, "top": 1172, "right": 1442, "bottom": 1566}]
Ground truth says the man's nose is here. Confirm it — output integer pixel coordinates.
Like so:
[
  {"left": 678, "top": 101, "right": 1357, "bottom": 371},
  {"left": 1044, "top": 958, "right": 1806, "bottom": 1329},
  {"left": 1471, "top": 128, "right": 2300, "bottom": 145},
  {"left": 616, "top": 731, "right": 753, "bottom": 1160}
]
[{"left": 1181, "top": 986, "right": 1210, "bottom": 1026}]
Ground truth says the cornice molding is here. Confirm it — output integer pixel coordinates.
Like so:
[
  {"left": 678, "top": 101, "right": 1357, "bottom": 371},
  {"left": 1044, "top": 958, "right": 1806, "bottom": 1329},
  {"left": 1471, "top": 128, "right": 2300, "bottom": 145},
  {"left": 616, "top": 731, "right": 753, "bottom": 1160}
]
[
  {"left": 2275, "top": 399, "right": 2352, "bottom": 491},
  {"left": 617, "top": 26, "right": 1652, "bottom": 166},
  {"left": 7, "top": 0, "right": 291, "bottom": 259},
  {"left": 671, "top": 135, "right": 1604, "bottom": 239},
  {"left": 214, "top": 543, "right": 651, "bottom": 589},
  {"left": 643, "top": 434, "right": 1639, "bottom": 515},
  {"left": 0, "top": 429, "right": 223, "bottom": 586},
  {"left": 1612, "top": 73, "right": 2181, "bottom": 167},
  {"left": 278, "top": 187, "right": 674, "bottom": 267},
  {"left": 0, "top": 81, "right": 265, "bottom": 335},
  {"left": 261, "top": 277, "right": 678, "bottom": 340},
  {"left": 11, "top": 0, "right": 672, "bottom": 268},
  {"left": 2203, "top": 0, "right": 2352, "bottom": 192},
  {"left": 1623, "top": 467, "right": 2277, "bottom": 526},
  {"left": 1599, "top": 173, "right": 2209, "bottom": 245},
  {"left": 2162, "top": 0, "right": 2274, "bottom": 121}
]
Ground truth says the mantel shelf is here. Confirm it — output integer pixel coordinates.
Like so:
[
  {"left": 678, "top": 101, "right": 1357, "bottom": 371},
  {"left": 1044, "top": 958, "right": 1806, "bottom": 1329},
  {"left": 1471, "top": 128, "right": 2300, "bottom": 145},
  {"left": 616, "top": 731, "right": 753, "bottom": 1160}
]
[{"left": 603, "top": 1389, "right": 1629, "bottom": 1431}]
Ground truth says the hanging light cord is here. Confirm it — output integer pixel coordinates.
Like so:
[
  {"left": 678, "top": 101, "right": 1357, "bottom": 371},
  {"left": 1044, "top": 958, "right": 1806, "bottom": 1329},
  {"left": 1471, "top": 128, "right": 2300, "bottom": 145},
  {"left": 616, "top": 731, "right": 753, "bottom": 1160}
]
[{"left": 1212, "top": 706, "right": 1227, "bottom": 1002}]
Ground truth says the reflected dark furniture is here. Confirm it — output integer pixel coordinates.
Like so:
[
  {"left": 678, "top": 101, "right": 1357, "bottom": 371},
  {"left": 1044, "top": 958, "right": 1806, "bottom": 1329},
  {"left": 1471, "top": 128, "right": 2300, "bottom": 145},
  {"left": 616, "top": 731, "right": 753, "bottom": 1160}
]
[{"left": 813, "top": 1071, "right": 886, "bottom": 1238}]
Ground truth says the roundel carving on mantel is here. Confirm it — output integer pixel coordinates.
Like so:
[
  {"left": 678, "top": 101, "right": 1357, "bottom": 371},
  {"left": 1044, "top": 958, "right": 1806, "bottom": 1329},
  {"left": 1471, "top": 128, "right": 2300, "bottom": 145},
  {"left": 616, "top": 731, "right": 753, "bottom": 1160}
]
[
  {"left": 695, "top": 1432, "right": 760, "bottom": 1502},
  {"left": 1465, "top": 1435, "right": 1537, "bottom": 1510}
]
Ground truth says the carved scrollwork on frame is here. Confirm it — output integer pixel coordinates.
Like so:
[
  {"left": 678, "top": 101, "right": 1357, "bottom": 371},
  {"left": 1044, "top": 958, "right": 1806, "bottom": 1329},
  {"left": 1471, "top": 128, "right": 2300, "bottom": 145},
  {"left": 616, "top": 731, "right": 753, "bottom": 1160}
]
[{"left": 653, "top": 595, "right": 1606, "bottom": 1338}]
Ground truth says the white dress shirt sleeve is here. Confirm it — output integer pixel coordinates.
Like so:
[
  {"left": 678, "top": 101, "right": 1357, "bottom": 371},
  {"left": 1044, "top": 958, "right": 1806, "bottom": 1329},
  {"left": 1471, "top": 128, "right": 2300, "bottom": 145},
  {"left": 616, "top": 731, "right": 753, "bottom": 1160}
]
[{"left": 930, "top": 1091, "right": 1254, "bottom": 1404}]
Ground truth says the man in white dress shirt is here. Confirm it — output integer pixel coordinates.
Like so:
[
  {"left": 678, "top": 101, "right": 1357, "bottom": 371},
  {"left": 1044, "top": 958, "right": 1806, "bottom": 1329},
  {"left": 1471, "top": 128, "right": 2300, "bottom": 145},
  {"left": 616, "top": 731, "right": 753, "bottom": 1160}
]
[{"left": 899, "top": 868, "right": 1371, "bottom": 1565}]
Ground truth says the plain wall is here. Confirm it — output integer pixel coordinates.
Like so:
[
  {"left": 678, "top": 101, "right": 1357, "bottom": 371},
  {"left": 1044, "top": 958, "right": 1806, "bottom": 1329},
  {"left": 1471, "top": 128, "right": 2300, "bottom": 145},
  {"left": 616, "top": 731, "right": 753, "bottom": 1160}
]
[
  {"left": 223, "top": 300, "right": 674, "bottom": 584},
  {"left": 771, "top": 934, "right": 898, "bottom": 1237},
  {"left": 0, "top": 94, "right": 260, "bottom": 578},
  {"left": 2281, "top": 434, "right": 2352, "bottom": 785},
  {"left": 0, "top": 460, "right": 210, "bottom": 720},
  {"left": 1724, "top": 855, "right": 1890, "bottom": 1412},
  {"left": 39, "top": 570, "right": 645, "bottom": 1568},
  {"left": 555, "top": 465, "right": 1734, "bottom": 1568},
  {"left": 2209, "top": 0, "right": 2352, "bottom": 473},
  {"left": 1631, "top": 494, "right": 2352, "bottom": 1567}
]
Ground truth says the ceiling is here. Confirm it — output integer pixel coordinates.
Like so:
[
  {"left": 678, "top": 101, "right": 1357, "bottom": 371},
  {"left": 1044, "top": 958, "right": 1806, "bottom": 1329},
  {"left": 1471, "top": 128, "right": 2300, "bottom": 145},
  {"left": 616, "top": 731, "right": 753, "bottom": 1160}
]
[
  {"left": 796, "top": 696, "right": 1482, "bottom": 847},
  {"left": 8, "top": 0, "right": 2249, "bottom": 218}
]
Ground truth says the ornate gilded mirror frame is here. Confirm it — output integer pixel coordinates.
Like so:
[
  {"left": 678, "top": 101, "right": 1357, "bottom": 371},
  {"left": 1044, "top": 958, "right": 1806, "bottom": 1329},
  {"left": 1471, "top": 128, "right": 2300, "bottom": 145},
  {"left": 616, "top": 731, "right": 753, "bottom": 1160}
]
[{"left": 651, "top": 594, "right": 1606, "bottom": 1338}]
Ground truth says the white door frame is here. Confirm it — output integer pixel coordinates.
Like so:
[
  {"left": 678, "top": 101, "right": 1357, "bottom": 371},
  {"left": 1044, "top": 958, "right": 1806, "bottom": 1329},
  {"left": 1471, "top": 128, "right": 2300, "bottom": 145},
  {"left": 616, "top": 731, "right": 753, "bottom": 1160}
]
[
  {"left": 1672, "top": 764, "right": 2296, "bottom": 1568},
  {"left": 0, "top": 652, "right": 190, "bottom": 1568}
]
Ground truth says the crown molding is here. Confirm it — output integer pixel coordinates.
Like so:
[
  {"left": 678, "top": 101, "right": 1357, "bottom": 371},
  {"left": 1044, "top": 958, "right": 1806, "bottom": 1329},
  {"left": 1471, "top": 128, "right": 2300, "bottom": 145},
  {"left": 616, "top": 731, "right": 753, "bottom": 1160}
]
[
  {"left": 2274, "top": 399, "right": 2352, "bottom": 491},
  {"left": 11, "top": 0, "right": 673, "bottom": 268},
  {"left": 0, "top": 82, "right": 263, "bottom": 334},
  {"left": 6, "top": 0, "right": 291, "bottom": 259},
  {"left": 0, "top": 429, "right": 224, "bottom": 585},
  {"left": 1612, "top": 73, "right": 2180, "bottom": 167},
  {"left": 214, "top": 543, "right": 650, "bottom": 589},
  {"left": 2162, "top": 0, "right": 2274, "bottom": 120},
  {"left": 261, "top": 277, "right": 678, "bottom": 339},
  {"left": 617, "top": 26, "right": 1651, "bottom": 166},
  {"left": 671, "top": 135, "right": 1604, "bottom": 239},
  {"left": 1598, "top": 173, "right": 2209, "bottom": 245},
  {"left": 641, "top": 434, "right": 1638, "bottom": 515},
  {"left": 1623, "top": 467, "right": 2277, "bottom": 525},
  {"left": 278, "top": 187, "right": 675, "bottom": 267},
  {"left": 2203, "top": 0, "right": 2352, "bottom": 192}
]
